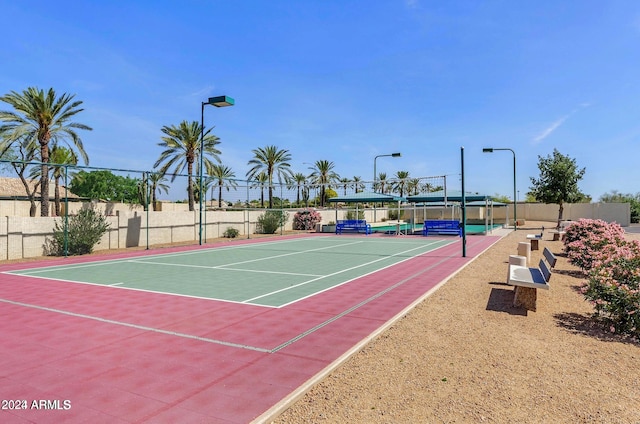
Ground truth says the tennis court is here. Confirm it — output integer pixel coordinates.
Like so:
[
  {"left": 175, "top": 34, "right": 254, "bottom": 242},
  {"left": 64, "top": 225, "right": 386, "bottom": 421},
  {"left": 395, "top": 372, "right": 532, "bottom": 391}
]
[
  {"left": 5, "top": 237, "right": 454, "bottom": 307},
  {"left": 0, "top": 232, "right": 501, "bottom": 423}
]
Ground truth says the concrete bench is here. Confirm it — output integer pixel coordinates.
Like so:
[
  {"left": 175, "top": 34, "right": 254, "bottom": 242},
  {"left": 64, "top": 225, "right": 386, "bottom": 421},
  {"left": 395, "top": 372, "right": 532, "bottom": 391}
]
[
  {"left": 508, "top": 247, "right": 557, "bottom": 311},
  {"left": 526, "top": 228, "right": 544, "bottom": 250},
  {"left": 422, "top": 220, "right": 462, "bottom": 237}
]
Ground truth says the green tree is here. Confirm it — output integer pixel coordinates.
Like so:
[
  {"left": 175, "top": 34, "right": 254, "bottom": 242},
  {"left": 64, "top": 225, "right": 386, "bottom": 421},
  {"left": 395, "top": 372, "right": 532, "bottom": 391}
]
[
  {"left": 70, "top": 170, "right": 140, "bottom": 203},
  {"left": 339, "top": 177, "right": 350, "bottom": 195},
  {"left": 392, "top": 170, "right": 410, "bottom": 197},
  {"left": 352, "top": 176, "right": 365, "bottom": 193},
  {"left": 3, "top": 135, "right": 40, "bottom": 216},
  {"left": 376, "top": 172, "right": 388, "bottom": 194},
  {"left": 600, "top": 190, "right": 640, "bottom": 223},
  {"left": 407, "top": 178, "right": 421, "bottom": 195},
  {"left": 154, "top": 120, "right": 221, "bottom": 212},
  {"left": 48, "top": 145, "right": 79, "bottom": 216},
  {"left": 250, "top": 172, "right": 269, "bottom": 208},
  {"left": 288, "top": 172, "right": 308, "bottom": 207},
  {"left": 528, "top": 149, "right": 586, "bottom": 226},
  {"left": 492, "top": 193, "right": 512, "bottom": 204},
  {"left": 0, "top": 87, "right": 92, "bottom": 216},
  {"left": 309, "top": 160, "right": 338, "bottom": 207},
  {"left": 246, "top": 145, "right": 293, "bottom": 209},
  {"left": 209, "top": 163, "right": 237, "bottom": 207},
  {"left": 148, "top": 172, "right": 170, "bottom": 211}
]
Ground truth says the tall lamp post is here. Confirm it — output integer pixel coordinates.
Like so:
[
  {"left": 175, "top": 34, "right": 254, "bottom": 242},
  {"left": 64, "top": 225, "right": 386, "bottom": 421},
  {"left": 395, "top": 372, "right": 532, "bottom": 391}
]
[
  {"left": 482, "top": 147, "right": 517, "bottom": 230},
  {"left": 373, "top": 152, "right": 401, "bottom": 192},
  {"left": 373, "top": 152, "right": 401, "bottom": 223},
  {"left": 200, "top": 95, "right": 234, "bottom": 245}
]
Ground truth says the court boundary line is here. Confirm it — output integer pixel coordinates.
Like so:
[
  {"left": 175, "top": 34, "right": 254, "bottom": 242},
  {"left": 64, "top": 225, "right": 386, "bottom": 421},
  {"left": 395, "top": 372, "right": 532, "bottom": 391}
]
[
  {"left": 2, "top": 237, "right": 453, "bottom": 308},
  {"left": 0, "top": 237, "right": 465, "bottom": 356},
  {"left": 244, "top": 239, "right": 454, "bottom": 304},
  {"left": 254, "top": 234, "right": 504, "bottom": 423},
  {"left": 0, "top": 236, "right": 332, "bottom": 275},
  {"left": 269, "top": 248, "right": 458, "bottom": 352},
  {"left": 0, "top": 296, "right": 271, "bottom": 353}
]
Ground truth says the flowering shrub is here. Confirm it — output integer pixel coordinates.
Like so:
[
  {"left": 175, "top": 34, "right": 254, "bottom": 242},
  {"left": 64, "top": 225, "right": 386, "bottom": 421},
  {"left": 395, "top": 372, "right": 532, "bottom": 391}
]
[
  {"left": 567, "top": 219, "right": 640, "bottom": 338},
  {"left": 563, "top": 219, "right": 626, "bottom": 271},
  {"left": 292, "top": 209, "right": 322, "bottom": 230},
  {"left": 581, "top": 244, "right": 640, "bottom": 338}
]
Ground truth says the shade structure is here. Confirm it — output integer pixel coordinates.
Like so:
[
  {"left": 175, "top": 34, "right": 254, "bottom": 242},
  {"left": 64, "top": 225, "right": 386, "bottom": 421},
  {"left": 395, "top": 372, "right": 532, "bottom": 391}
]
[
  {"left": 328, "top": 191, "right": 406, "bottom": 203},
  {"left": 407, "top": 190, "right": 491, "bottom": 203}
]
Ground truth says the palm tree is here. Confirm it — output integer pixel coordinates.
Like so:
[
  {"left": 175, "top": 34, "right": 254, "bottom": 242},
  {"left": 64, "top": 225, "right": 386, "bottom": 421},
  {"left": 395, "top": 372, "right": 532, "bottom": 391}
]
[
  {"left": 246, "top": 145, "right": 293, "bottom": 208},
  {"left": 376, "top": 172, "right": 388, "bottom": 194},
  {"left": 407, "top": 178, "right": 421, "bottom": 195},
  {"left": 392, "top": 170, "right": 410, "bottom": 197},
  {"left": 339, "top": 177, "right": 350, "bottom": 195},
  {"left": 352, "top": 176, "right": 365, "bottom": 193},
  {"left": 154, "top": 120, "right": 221, "bottom": 212},
  {"left": 309, "top": 160, "right": 338, "bottom": 207},
  {"left": 0, "top": 87, "right": 92, "bottom": 216},
  {"left": 250, "top": 172, "right": 269, "bottom": 208},
  {"left": 148, "top": 172, "right": 170, "bottom": 211},
  {"left": 48, "top": 145, "right": 79, "bottom": 216},
  {"left": 289, "top": 172, "right": 308, "bottom": 207},
  {"left": 209, "top": 163, "right": 238, "bottom": 207}
]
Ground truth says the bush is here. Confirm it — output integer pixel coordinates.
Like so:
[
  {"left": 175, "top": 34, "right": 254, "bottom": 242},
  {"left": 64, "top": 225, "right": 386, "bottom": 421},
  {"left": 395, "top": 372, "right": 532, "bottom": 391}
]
[
  {"left": 563, "top": 219, "right": 626, "bottom": 271},
  {"left": 581, "top": 244, "right": 640, "bottom": 338},
  {"left": 346, "top": 210, "right": 365, "bottom": 220},
  {"left": 293, "top": 209, "right": 321, "bottom": 230},
  {"left": 50, "top": 206, "right": 110, "bottom": 255},
  {"left": 256, "top": 210, "right": 289, "bottom": 234},
  {"left": 567, "top": 218, "right": 640, "bottom": 338},
  {"left": 223, "top": 227, "right": 239, "bottom": 238}
]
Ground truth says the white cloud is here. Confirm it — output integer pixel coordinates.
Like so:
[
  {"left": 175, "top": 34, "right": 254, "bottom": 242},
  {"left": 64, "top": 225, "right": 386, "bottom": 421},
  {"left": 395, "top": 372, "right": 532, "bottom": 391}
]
[
  {"left": 531, "top": 103, "right": 591, "bottom": 144},
  {"left": 532, "top": 115, "right": 569, "bottom": 144}
]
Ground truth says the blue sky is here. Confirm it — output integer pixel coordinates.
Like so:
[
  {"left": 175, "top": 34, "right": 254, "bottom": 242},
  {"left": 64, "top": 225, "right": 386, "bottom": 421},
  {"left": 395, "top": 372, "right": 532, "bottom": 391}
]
[{"left": 2, "top": 0, "right": 639, "bottom": 201}]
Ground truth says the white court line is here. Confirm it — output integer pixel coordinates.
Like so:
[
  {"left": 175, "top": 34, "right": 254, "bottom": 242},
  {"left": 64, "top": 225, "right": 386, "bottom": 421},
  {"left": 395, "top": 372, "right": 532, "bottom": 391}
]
[
  {"left": 3, "top": 236, "right": 321, "bottom": 275},
  {"left": 129, "top": 239, "right": 364, "bottom": 271},
  {"left": 127, "top": 260, "right": 322, "bottom": 277},
  {"left": 0, "top": 297, "right": 271, "bottom": 352},
  {"left": 243, "top": 240, "right": 450, "bottom": 303}
]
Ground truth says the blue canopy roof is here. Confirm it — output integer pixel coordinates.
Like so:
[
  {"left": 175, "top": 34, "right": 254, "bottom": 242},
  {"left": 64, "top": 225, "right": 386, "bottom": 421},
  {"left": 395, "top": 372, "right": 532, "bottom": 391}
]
[
  {"left": 328, "top": 191, "right": 406, "bottom": 203},
  {"left": 407, "top": 190, "right": 492, "bottom": 203}
]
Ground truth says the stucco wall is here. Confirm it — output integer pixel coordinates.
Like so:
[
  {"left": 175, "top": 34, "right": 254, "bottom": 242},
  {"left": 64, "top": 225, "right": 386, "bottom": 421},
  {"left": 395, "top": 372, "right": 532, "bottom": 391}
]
[{"left": 0, "top": 200, "right": 630, "bottom": 260}]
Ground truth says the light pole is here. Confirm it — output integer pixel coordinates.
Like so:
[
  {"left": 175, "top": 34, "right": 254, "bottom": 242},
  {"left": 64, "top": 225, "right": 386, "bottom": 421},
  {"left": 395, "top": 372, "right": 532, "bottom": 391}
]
[
  {"left": 373, "top": 152, "right": 401, "bottom": 192},
  {"left": 372, "top": 152, "right": 400, "bottom": 223},
  {"left": 200, "top": 95, "right": 234, "bottom": 245},
  {"left": 482, "top": 147, "right": 517, "bottom": 230}
]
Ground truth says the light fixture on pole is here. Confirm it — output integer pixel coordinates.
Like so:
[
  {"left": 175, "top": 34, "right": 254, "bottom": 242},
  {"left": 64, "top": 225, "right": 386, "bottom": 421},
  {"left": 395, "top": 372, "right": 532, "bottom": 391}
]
[
  {"left": 372, "top": 152, "right": 401, "bottom": 223},
  {"left": 482, "top": 147, "right": 517, "bottom": 230},
  {"left": 200, "top": 95, "right": 234, "bottom": 245},
  {"left": 373, "top": 152, "right": 401, "bottom": 192}
]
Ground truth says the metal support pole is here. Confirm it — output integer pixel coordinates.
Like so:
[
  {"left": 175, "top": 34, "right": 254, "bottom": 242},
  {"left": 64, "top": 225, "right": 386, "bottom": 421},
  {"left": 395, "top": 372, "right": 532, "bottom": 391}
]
[{"left": 461, "top": 147, "right": 467, "bottom": 258}]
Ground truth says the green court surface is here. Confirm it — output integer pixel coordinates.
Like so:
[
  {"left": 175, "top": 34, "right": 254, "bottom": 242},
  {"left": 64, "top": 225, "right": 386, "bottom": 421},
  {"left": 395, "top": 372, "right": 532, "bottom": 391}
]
[{"left": 6, "top": 236, "right": 455, "bottom": 308}]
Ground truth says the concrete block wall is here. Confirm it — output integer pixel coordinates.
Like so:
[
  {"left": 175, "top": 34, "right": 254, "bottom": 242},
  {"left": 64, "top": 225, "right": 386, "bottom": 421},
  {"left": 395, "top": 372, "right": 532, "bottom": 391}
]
[{"left": 0, "top": 201, "right": 631, "bottom": 261}]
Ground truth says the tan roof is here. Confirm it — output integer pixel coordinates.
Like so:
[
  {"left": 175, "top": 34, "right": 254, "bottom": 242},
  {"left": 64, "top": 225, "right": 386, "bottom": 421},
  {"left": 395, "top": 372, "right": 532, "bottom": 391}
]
[{"left": 0, "top": 177, "right": 80, "bottom": 199}]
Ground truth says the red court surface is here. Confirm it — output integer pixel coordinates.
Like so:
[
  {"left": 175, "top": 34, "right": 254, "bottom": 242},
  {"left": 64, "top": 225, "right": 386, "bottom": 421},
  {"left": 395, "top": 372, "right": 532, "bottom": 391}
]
[{"left": 0, "top": 234, "right": 499, "bottom": 423}]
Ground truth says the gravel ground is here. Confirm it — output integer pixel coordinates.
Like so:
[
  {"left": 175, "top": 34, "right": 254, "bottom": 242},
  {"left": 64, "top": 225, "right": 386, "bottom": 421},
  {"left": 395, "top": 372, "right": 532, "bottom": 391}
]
[{"left": 272, "top": 221, "right": 640, "bottom": 424}]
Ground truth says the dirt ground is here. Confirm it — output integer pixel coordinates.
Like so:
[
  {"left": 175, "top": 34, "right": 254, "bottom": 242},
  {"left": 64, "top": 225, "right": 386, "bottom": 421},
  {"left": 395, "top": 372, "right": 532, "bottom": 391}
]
[{"left": 272, "top": 221, "right": 640, "bottom": 424}]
